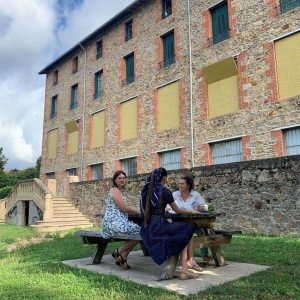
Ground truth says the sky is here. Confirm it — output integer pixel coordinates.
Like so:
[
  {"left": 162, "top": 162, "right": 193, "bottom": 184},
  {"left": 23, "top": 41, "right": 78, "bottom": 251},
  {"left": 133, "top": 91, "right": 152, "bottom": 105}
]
[{"left": 0, "top": 0, "right": 133, "bottom": 171}]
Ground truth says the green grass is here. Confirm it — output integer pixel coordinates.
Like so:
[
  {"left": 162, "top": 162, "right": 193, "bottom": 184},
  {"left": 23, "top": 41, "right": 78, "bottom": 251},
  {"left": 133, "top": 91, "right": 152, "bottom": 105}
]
[{"left": 0, "top": 224, "right": 299, "bottom": 300}]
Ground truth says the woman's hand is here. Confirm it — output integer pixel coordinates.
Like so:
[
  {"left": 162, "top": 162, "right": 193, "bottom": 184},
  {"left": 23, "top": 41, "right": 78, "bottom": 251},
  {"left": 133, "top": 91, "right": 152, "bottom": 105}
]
[{"left": 189, "top": 209, "right": 201, "bottom": 214}]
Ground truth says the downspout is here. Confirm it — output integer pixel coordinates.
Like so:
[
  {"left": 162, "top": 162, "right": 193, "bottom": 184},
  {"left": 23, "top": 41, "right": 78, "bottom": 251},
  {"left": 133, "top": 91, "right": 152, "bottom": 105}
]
[
  {"left": 78, "top": 43, "right": 86, "bottom": 181},
  {"left": 187, "top": 0, "right": 195, "bottom": 167}
]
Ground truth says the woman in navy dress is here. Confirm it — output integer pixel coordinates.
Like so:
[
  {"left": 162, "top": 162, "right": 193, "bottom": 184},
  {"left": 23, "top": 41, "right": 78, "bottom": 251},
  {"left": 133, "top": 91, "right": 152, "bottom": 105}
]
[{"left": 140, "top": 168, "right": 201, "bottom": 280}]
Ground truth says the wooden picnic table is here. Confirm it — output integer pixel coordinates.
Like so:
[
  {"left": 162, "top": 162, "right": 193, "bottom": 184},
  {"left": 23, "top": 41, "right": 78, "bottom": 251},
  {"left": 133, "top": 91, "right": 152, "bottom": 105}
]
[{"left": 76, "top": 212, "right": 241, "bottom": 280}]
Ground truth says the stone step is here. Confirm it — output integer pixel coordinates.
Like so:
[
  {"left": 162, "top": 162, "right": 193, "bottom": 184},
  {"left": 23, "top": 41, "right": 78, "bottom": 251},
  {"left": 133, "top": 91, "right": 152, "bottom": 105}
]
[
  {"left": 52, "top": 215, "right": 89, "bottom": 221},
  {"left": 31, "top": 223, "right": 92, "bottom": 232}
]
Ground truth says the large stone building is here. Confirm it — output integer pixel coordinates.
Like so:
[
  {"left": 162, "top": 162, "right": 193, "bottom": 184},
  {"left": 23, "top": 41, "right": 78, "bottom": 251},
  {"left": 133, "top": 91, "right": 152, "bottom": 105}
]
[{"left": 39, "top": 0, "right": 300, "bottom": 193}]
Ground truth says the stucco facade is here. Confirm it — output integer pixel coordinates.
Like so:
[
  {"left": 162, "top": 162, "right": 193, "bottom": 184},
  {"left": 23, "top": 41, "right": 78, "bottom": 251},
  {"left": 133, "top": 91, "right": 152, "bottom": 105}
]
[{"left": 39, "top": 0, "right": 300, "bottom": 193}]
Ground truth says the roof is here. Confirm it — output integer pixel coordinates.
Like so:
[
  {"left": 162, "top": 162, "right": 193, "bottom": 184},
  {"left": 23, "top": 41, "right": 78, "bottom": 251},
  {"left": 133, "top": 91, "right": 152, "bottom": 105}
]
[{"left": 38, "top": 0, "right": 147, "bottom": 75}]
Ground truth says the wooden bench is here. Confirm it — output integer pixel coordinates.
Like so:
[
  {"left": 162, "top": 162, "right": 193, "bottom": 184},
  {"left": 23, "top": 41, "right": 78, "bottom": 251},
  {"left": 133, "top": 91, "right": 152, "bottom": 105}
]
[{"left": 74, "top": 230, "right": 149, "bottom": 264}]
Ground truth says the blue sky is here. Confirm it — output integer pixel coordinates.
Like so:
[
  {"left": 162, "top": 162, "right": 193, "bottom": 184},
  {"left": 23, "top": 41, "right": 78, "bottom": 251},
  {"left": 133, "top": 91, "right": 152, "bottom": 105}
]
[{"left": 0, "top": 0, "right": 133, "bottom": 170}]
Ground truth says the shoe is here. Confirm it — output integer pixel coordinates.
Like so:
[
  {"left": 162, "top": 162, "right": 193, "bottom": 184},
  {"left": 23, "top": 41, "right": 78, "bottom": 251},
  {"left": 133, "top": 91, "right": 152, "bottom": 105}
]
[
  {"left": 187, "top": 260, "right": 203, "bottom": 272},
  {"left": 180, "top": 270, "right": 200, "bottom": 280},
  {"left": 112, "top": 249, "right": 131, "bottom": 270},
  {"left": 202, "top": 255, "right": 213, "bottom": 262}
]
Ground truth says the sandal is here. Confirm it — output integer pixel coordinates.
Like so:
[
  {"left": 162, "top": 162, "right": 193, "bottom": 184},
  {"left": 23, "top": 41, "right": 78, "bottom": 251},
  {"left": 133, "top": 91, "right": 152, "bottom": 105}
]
[
  {"left": 202, "top": 255, "right": 213, "bottom": 262},
  {"left": 187, "top": 260, "right": 203, "bottom": 272},
  {"left": 112, "top": 249, "right": 131, "bottom": 270},
  {"left": 180, "top": 270, "right": 200, "bottom": 280}
]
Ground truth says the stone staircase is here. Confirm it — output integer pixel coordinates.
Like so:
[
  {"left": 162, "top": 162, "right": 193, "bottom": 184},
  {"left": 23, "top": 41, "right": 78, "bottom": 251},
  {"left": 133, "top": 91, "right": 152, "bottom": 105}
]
[{"left": 31, "top": 196, "right": 93, "bottom": 232}]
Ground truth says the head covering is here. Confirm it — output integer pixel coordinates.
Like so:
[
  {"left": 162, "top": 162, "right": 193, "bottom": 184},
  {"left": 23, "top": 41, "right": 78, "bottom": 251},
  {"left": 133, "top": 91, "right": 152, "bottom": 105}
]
[{"left": 140, "top": 168, "right": 162, "bottom": 216}]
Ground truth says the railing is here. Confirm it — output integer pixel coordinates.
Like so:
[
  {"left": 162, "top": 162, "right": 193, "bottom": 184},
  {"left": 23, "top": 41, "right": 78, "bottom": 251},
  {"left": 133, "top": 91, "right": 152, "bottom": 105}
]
[
  {"left": 96, "top": 51, "right": 102, "bottom": 59},
  {"left": 125, "top": 32, "right": 133, "bottom": 42},
  {"left": 93, "top": 90, "right": 103, "bottom": 99},
  {"left": 162, "top": 7, "right": 172, "bottom": 19},
  {"left": 2, "top": 178, "right": 54, "bottom": 221},
  {"left": 275, "top": 0, "right": 300, "bottom": 15},
  {"left": 53, "top": 80, "right": 58, "bottom": 86},
  {"left": 73, "top": 67, "right": 78, "bottom": 74},
  {"left": 70, "top": 101, "right": 78, "bottom": 110},
  {"left": 158, "top": 56, "right": 175, "bottom": 69},
  {"left": 207, "top": 30, "right": 231, "bottom": 46},
  {"left": 122, "top": 76, "right": 135, "bottom": 87}
]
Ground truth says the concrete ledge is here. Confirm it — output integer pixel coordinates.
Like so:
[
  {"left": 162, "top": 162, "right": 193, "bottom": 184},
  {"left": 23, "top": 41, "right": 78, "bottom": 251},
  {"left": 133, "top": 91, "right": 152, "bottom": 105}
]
[{"left": 62, "top": 250, "right": 269, "bottom": 295}]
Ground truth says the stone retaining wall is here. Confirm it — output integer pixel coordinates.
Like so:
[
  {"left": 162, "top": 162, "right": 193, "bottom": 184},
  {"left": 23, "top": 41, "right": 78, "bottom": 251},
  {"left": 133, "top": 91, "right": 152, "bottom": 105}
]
[{"left": 69, "top": 155, "right": 300, "bottom": 236}]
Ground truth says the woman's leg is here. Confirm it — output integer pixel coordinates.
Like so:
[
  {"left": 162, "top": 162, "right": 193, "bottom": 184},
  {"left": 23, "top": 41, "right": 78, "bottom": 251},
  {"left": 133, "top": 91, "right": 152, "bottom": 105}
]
[{"left": 180, "top": 244, "right": 200, "bottom": 279}]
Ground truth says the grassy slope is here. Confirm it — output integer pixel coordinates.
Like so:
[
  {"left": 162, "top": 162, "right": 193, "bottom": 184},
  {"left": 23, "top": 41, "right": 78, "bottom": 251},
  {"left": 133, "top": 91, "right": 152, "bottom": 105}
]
[{"left": 0, "top": 224, "right": 299, "bottom": 300}]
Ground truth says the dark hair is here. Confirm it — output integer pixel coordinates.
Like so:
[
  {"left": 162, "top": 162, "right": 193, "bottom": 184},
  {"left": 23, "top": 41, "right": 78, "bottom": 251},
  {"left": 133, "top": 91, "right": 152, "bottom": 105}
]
[
  {"left": 112, "top": 170, "right": 127, "bottom": 187},
  {"left": 144, "top": 167, "right": 167, "bottom": 226},
  {"left": 181, "top": 176, "right": 194, "bottom": 192}
]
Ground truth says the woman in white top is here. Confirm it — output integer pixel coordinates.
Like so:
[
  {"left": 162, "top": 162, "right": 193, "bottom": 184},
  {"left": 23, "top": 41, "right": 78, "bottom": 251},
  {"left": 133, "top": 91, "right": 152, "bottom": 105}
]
[{"left": 171, "top": 176, "right": 213, "bottom": 269}]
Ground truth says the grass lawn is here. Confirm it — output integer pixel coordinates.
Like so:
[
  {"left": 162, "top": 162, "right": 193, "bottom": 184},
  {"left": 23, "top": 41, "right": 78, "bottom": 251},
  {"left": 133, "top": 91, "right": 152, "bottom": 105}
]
[{"left": 0, "top": 224, "right": 299, "bottom": 300}]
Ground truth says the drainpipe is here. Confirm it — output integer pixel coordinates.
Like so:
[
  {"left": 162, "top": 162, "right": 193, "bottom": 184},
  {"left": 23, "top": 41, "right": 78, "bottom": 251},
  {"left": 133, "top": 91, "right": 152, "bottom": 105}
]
[
  {"left": 187, "top": 0, "right": 195, "bottom": 168},
  {"left": 78, "top": 43, "right": 86, "bottom": 181}
]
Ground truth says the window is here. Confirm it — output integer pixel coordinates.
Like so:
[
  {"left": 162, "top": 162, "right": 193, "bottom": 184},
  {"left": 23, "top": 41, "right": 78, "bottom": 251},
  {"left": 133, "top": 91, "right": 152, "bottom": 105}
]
[
  {"left": 121, "top": 98, "right": 137, "bottom": 140},
  {"left": 160, "top": 32, "right": 175, "bottom": 69},
  {"left": 91, "top": 163, "right": 103, "bottom": 180},
  {"left": 48, "top": 129, "right": 57, "bottom": 159},
  {"left": 279, "top": 0, "right": 300, "bottom": 14},
  {"left": 96, "top": 40, "right": 102, "bottom": 59},
  {"left": 70, "top": 84, "right": 78, "bottom": 110},
  {"left": 211, "top": 2, "right": 230, "bottom": 45},
  {"left": 94, "top": 71, "right": 103, "bottom": 99},
  {"left": 125, "top": 20, "right": 133, "bottom": 42},
  {"left": 46, "top": 172, "right": 55, "bottom": 179},
  {"left": 275, "top": 32, "right": 300, "bottom": 100},
  {"left": 53, "top": 70, "right": 58, "bottom": 86},
  {"left": 122, "top": 53, "right": 134, "bottom": 86},
  {"left": 121, "top": 157, "right": 137, "bottom": 176},
  {"left": 50, "top": 95, "right": 57, "bottom": 119},
  {"left": 66, "top": 168, "right": 76, "bottom": 176},
  {"left": 73, "top": 56, "right": 78, "bottom": 74},
  {"left": 211, "top": 139, "right": 242, "bottom": 165},
  {"left": 162, "top": 0, "right": 172, "bottom": 19},
  {"left": 284, "top": 128, "right": 300, "bottom": 155},
  {"left": 160, "top": 150, "right": 181, "bottom": 170}
]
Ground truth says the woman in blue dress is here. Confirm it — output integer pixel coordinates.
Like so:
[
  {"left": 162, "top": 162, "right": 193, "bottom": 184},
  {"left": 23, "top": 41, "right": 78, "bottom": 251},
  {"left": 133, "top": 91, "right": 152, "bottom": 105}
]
[
  {"left": 140, "top": 168, "right": 201, "bottom": 280},
  {"left": 102, "top": 170, "right": 140, "bottom": 270}
]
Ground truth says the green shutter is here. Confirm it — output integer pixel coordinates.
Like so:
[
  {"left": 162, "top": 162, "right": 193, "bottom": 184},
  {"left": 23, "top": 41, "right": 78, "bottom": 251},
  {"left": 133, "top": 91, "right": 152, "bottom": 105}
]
[
  {"left": 211, "top": 3, "right": 229, "bottom": 44},
  {"left": 51, "top": 97, "right": 56, "bottom": 115},
  {"left": 94, "top": 74, "right": 98, "bottom": 94},
  {"left": 163, "top": 33, "right": 175, "bottom": 66},
  {"left": 126, "top": 54, "right": 134, "bottom": 82}
]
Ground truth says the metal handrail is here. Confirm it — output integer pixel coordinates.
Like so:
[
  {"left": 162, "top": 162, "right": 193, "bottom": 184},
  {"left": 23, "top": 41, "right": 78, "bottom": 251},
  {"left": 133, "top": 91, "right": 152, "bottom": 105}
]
[
  {"left": 50, "top": 112, "right": 57, "bottom": 119},
  {"left": 162, "top": 7, "right": 172, "bottom": 19},
  {"left": 70, "top": 102, "right": 78, "bottom": 110},
  {"left": 122, "top": 76, "right": 135, "bottom": 86},
  {"left": 158, "top": 56, "right": 175, "bottom": 69},
  {"left": 93, "top": 90, "right": 103, "bottom": 99},
  {"left": 275, "top": 0, "right": 300, "bottom": 15},
  {"left": 207, "top": 30, "right": 231, "bottom": 46}
]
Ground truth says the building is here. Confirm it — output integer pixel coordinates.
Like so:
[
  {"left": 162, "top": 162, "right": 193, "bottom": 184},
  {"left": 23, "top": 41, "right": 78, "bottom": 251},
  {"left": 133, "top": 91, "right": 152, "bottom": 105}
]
[{"left": 39, "top": 0, "right": 300, "bottom": 193}]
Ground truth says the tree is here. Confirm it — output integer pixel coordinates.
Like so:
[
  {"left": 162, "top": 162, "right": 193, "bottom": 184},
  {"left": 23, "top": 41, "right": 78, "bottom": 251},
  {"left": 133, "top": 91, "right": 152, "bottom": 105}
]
[{"left": 0, "top": 147, "right": 8, "bottom": 171}]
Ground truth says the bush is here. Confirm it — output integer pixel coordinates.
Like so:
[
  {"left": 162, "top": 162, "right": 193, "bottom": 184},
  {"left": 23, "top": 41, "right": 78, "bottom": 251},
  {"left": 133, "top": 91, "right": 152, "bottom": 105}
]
[{"left": 0, "top": 186, "right": 13, "bottom": 199}]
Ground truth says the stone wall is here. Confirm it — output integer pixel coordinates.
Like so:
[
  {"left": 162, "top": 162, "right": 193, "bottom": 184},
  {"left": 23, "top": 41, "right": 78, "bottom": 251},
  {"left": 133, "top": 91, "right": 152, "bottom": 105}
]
[{"left": 69, "top": 155, "right": 300, "bottom": 237}]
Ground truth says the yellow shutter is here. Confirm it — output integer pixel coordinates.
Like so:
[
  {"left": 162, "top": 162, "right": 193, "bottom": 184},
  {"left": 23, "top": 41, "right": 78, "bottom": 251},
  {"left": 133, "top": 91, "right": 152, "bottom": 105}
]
[
  {"left": 121, "top": 98, "right": 137, "bottom": 140},
  {"left": 158, "top": 81, "right": 180, "bottom": 131},
  {"left": 208, "top": 75, "right": 240, "bottom": 118},
  {"left": 91, "top": 110, "right": 105, "bottom": 148},
  {"left": 48, "top": 129, "right": 57, "bottom": 159},
  {"left": 68, "top": 131, "right": 78, "bottom": 154},
  {"left": 275, "top": 32, "right": 300, "bottom": 100}
]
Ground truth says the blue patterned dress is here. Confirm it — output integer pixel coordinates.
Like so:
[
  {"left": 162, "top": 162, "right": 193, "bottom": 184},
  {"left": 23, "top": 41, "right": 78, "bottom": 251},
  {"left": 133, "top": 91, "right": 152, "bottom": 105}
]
[
  {"left": 102, "top": 188, "right": 140, "bottom": 236},
  {"left": 140, "top": 185, "right": 196, "bottom": 265}
]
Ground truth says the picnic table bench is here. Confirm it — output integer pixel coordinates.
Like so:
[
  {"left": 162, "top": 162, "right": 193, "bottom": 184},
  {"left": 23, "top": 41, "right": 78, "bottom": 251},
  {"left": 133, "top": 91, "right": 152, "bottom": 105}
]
[{"left": 75, "top": 213, "right": 242, "bottom": 279}]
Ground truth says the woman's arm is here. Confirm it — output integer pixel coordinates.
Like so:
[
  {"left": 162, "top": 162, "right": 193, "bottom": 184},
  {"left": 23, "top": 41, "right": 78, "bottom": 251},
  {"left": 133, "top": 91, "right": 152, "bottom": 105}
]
[
  {"left": 110, "top": 189, "right": 140, "bottom": 214},
  {"left": 169, "top": 201, "right": 200, "bottom": 214}
]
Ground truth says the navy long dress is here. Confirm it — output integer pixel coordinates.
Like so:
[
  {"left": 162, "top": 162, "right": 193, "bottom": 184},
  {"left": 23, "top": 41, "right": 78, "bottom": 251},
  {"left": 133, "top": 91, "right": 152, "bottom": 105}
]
[{"left": 140, "top": 185, "right": 196, "bottom": 265}]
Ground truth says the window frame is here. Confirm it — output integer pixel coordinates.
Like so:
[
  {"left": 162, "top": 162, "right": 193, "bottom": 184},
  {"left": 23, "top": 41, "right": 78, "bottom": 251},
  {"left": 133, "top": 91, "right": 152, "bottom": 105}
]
[
  {"left": 162, "top": 0, "right": 172, "bottom": 19},
  {"left": 53, "top": 70, "right": 58, "bottom": 86},
  {"left": 278, "top": 0, "right": 300, "bottom": 14},
  {"left": 50, "top": 95, "right": 57, "bottom": 119},
  {"left": 72, "top": 56, "right": 78, "bottom": 74},
  {"left": 46, "top": 172, "right": 55, "bottom": 179},
  {"left": 91, "top": 163, "right": 103, "bottom": 180},
  {"left": 210, "top": 1, "right": 230, "bottom": 45},
  {"left": 160, "top": 31, "right": 175, "bottom": 69},
  {"left": 70, "top": 84, "right": 78, "bottom": 110},
  {"left": 125, "top": 19, "right": 133, "bottom": 42},
  {"left": 66, "top": 168, "right": 76, "bottom": 176},
  {"left": 122, "top": 53, "right": 135, "bottom": 86},
  {"left": 121, "top": 157, "right": 137, "bottom": 176},
  {"left": 284, "top": 127, "right": 300, "bottom": 156},
  {"left": 211, "top": 138, "right": 243, "bottom": 165},
  {"left": 159, "top": 149, "right": 181, "bottom": 170},
  {"left": 94, "top": 71, "right": 103, "bottom": 99},
  {"left": 96, "top": 40, "right": 103, "bottom": 59}
]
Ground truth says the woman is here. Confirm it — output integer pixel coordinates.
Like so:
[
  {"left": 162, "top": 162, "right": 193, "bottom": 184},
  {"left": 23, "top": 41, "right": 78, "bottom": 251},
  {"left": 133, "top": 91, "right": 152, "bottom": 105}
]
[
  {"left": 172, "top": 176, "right": 213, "bottom": 269},
  {"left": 140, "top": 168, "right": 201, "bottom": 280},
  {"left": 102, "top": 170, "right": 140, "bottom": 270}
]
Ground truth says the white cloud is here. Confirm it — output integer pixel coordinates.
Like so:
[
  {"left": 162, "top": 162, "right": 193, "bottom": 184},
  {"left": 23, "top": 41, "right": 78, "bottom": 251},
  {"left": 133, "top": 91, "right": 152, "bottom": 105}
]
[{"left": 0, "top": 0, "right": 133, "bottom": 171}]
